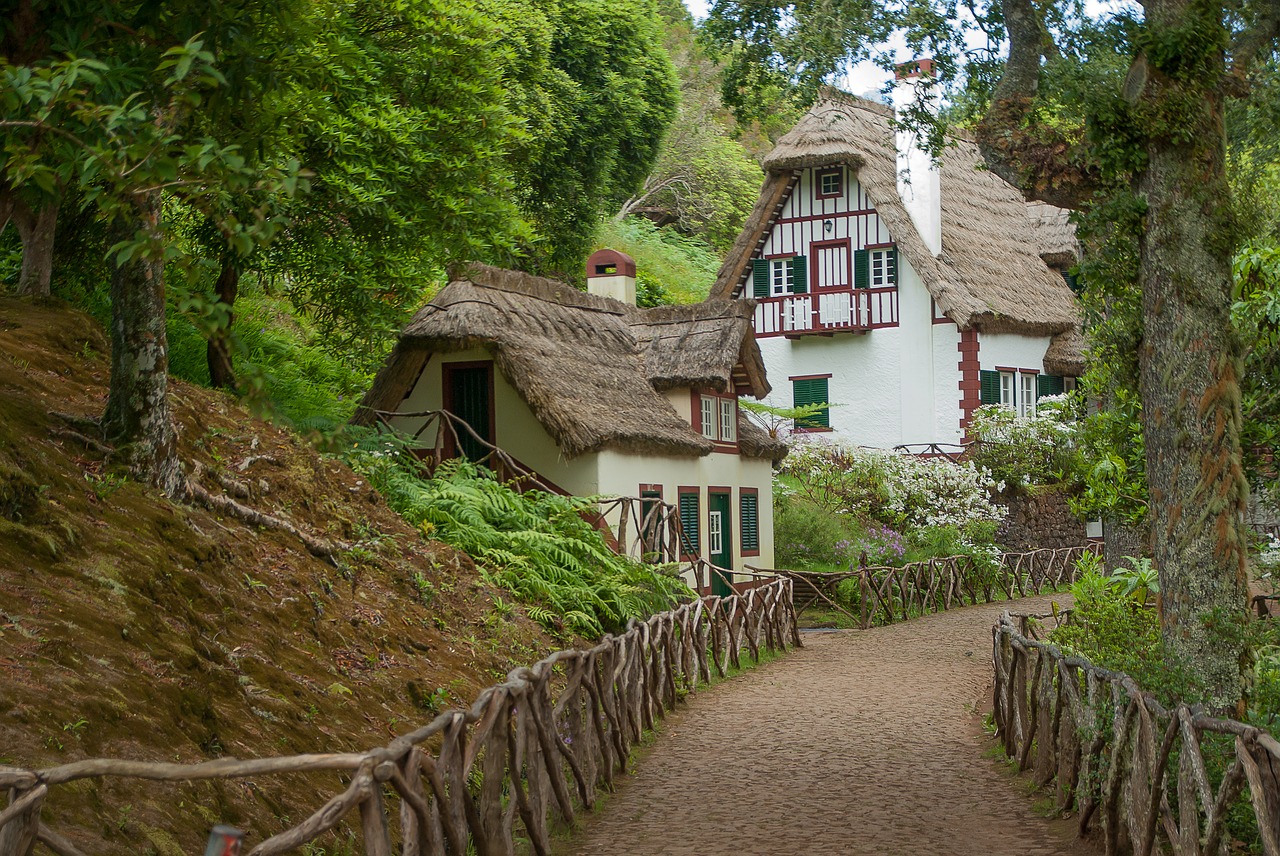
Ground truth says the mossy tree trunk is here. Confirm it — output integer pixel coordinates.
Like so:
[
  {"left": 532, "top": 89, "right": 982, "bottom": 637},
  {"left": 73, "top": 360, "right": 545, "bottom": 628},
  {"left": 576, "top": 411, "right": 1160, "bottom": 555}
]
[
  {"left": 207, "top": 252, "right": 239, "bottom": 390},
  {"left": 102, "top": 189, "right": 186, "bottom": 497},
  {"left": 1131, "top": 25, "right": 1249, "bottom": 708},
  {"left": 2, "top": 191, "right": 57, "bottom": 298}
]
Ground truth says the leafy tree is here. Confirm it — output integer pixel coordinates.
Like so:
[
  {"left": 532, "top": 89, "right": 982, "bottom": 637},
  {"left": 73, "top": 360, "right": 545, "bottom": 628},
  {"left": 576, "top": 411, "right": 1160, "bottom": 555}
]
[
  {"left": 704, "top": 0, "right": 1280, "bottom": 706},
  {"left": 488, "top": 0, "right": 680, "bottom": 278}
]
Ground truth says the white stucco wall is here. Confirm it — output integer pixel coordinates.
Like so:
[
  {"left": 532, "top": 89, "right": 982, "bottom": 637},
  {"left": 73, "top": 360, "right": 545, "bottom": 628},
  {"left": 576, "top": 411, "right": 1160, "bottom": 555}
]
[
  {"left": 752, "top": 252, "right": 965, "bottom": 448},
  {"left": 931, "top": 322, "right": 964, "bottom": 444},
  {"left": 978, "top": 332, "right": 1054, "bottom": 373},
  {"left": 391, "top": 347, "right": 600, "bottom": 496}
]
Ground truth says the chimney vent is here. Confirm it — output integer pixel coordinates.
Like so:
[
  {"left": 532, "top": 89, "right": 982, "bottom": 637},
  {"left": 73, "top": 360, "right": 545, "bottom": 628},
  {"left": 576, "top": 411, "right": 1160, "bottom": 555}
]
[{"left": 585, "top": 248, "right": 637, "bottom": 304}]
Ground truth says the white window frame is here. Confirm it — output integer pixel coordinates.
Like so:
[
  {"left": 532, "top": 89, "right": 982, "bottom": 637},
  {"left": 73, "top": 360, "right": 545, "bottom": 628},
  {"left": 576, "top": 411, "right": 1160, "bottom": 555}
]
[
  {"left": 999, "top": 370, "right": 1016, "bottom": 411},
  {"left": 708, "top": 510, "right": 723, "bottom": 556},
  {"left": 818, "top": 169, "right": 842, "bottom": 197},
  {"left": 718, "top": 398, "right": 737, "bottom": 442},
  {"left": 1020, "top": 373, "right": 1037, "bottom": 418},
  {"left": 870, "top": 248, "right": 897, "bottom": 288},
  {"left": 700, "top": 395, "right": 717, "bottom": 440},
  {"left": 769, "top": 258, "right": 795, "bottom": 296}
]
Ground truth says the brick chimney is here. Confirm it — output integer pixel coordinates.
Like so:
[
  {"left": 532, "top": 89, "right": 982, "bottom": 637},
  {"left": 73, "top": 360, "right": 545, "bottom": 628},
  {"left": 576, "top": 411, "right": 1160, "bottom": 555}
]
[
  {"left": 585, "top": 248, "right": 637, "bottom": 304},
  {"left": 892, "top": 58, "right": 942, "bottom": 257}
]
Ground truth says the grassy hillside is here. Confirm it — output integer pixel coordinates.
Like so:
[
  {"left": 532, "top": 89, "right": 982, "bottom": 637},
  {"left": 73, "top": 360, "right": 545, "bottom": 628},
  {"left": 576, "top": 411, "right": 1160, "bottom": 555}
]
[{"left": 0, "top": 298, "right": 556, "bottom": 854}]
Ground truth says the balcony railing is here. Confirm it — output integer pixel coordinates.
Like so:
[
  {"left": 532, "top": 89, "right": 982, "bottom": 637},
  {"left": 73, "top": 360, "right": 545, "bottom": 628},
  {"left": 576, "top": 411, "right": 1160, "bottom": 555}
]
[{"left": 753, "top": 286, "right": 899, "bottom": 338}]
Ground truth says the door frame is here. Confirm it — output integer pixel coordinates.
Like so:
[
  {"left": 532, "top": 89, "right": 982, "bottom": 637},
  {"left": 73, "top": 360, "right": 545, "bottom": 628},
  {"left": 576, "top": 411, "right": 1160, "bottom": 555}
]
[
  {"left": 708, "top": 487, "right": 733, "bottom": 596},
  {"left": 441, "top": 360, "right": 496, "bottom": 461}
]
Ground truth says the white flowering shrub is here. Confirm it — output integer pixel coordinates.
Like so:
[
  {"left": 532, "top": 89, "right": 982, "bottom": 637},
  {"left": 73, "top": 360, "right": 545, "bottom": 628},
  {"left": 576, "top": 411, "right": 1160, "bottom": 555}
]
[
  {"left": 779, "top": 436, "right": 1005, "bottom": 531},
  {"left": 967, "top": 397, "right": 1083, "bottom": 491}
]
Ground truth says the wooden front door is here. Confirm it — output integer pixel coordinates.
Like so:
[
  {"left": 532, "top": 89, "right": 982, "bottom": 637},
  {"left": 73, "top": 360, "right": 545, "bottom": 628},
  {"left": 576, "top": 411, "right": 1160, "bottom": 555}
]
[
  {"left": 708, "top": 490, "right": 733, "bottom": 596},
  {"left": 443, "top": 362, "right": 494, "bottom": 463}
]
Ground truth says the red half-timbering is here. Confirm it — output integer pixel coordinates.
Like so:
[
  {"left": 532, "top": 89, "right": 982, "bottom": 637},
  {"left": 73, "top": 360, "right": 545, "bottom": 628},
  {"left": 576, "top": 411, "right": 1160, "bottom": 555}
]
[{"left": 957, "top": 329, "right": 980, "bottom": 435}]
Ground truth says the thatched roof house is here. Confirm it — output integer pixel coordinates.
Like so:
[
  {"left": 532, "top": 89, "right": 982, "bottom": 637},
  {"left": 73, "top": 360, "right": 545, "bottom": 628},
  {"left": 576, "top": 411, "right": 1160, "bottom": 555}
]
[
  {"left": 355, "top": 263, "right": 784, "bottom": 462},
  {"left": 710, "top": 89, "right": 1081, "bottom": 342}
]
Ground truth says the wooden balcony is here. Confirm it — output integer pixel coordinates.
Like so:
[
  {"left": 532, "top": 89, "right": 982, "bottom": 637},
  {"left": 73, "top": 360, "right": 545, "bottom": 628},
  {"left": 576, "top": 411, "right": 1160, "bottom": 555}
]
[{"left": 753, "top": 287, "right": 899, "bottom": 338}]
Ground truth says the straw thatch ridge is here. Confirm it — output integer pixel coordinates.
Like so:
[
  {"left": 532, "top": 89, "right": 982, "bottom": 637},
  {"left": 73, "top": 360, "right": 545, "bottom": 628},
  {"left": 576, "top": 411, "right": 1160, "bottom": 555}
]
[
  {"left": 1043, "top": 326, "right": 1086, "bottom": 377},
  {"left": 358, "top": 264, "right": 781, "bottom": 461},
  {"left": 736, "top": 414, "right": 789, "bottom": 461},
  {"left": 1026, "top": 201, "right": 1079, "bottom": 269},
  {"left": 712, "top": 90, "right": 1080, "bottom": 337}
]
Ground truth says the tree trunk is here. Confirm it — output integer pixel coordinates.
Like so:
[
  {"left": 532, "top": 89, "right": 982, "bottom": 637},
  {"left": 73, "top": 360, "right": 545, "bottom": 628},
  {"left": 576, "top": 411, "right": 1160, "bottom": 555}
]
[
  {"left": 6, "top": 195, "right": 57, "bottom": 298},
  {"left": 1133, "top": 30, "right": 1249, "bottom": 709},
  {"left": 207, "top": 253, "right": 240, "bottom": 390},
  {"left": 102, "top": 190, "right": 186, "bottom": 497}
]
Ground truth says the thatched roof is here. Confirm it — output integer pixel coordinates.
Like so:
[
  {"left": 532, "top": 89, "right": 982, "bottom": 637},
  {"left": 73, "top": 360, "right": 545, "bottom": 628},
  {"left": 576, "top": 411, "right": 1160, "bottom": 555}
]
[
  {"left": 1043, "top": 326, "right": 1086, "bottom": 378},
  {"left": 712, "top": 90, "right": 1080, "bottom": 336},
  {"left": 356, "top": 264, "right": 780, "bottom": 460},
  {"left": 1026, "top": 201, "right": 1079, "bottom": 269}
]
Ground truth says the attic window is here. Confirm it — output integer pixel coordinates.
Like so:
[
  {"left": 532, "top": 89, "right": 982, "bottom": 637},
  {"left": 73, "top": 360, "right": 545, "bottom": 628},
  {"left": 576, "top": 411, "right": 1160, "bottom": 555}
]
[{"left": 817, "top": 167, "right": 843, "bottom": 199}]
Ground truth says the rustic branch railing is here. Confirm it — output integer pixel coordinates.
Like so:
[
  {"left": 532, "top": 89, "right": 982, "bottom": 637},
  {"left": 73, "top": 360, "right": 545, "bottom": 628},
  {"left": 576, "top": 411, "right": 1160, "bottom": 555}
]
[
  {"left": 891, "top": 442, "right": 970, "bottom": 461},
  {"left": 772, "top": 544, "right": 1099, "bottom": 629},
  {"left": 367, "top": 408, "right": 690, "bottom": 564},
  {"left": 993, "top": 611, "right": 1280, "bottom": 856},
  {"left": 0, "top": 580, "right": 797, "bottom": 856}
]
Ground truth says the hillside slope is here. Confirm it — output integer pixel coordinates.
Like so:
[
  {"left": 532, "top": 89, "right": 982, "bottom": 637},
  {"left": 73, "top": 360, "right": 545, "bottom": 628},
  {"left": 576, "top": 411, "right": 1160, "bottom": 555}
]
[{"left": 0, "top": 298, "right": 553, "bottom": 854}]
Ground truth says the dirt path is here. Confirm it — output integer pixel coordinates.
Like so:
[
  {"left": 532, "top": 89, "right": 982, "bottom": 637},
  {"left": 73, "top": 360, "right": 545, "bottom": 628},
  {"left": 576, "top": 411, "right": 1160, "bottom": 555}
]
[{"left": 562, "top": 595, "right": 1095, "bottom": 856}]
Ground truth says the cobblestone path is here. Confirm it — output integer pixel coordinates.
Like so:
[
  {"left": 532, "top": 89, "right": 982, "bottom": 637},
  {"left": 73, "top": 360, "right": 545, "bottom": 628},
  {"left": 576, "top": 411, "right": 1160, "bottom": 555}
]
[{"left": 562, "top": 595, "right": 1095, "bottom": 856}]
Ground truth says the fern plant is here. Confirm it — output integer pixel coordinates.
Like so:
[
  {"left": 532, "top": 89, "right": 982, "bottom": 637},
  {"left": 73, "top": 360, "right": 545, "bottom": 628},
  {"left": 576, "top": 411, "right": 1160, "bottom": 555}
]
[{"left": 348, "top": 453, "right": 692, "bottom": 637}]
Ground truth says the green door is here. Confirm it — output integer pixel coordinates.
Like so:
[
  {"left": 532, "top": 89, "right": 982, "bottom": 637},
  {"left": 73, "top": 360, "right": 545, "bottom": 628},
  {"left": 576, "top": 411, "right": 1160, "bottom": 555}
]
[
  {"left": 444, "top": 363, "right": 493, "bottom": 463},
  {"left": 708, "top": 491, "right": 733, "bottom": 596}
]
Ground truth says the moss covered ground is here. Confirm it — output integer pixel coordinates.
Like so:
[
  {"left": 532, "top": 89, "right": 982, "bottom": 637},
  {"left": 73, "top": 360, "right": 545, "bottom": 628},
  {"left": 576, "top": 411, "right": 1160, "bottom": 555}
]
[{"left": 0, "top": 297, "right": 557, "bottom": 854}]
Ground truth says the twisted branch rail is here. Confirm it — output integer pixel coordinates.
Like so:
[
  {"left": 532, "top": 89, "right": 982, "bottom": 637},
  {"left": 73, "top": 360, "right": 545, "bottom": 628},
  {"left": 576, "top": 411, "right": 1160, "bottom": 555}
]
[
  {"left": 993, "top": 611, "right": 1280, "bottom": 856},
  {"left": 0, "top": 580, "right": 797, "bottom": 856},
  {"left": 772, "top": 544, "right": 1098, "bottom": 629}
]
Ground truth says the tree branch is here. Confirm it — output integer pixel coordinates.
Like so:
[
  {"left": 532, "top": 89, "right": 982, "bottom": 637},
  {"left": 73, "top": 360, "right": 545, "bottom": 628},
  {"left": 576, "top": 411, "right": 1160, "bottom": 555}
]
[
  {"left": 1227, "top": 3, "right": 1280, "bottom": 97},
  {"left": 973, "top": 0, "right": 1098, "bottom": 209}
]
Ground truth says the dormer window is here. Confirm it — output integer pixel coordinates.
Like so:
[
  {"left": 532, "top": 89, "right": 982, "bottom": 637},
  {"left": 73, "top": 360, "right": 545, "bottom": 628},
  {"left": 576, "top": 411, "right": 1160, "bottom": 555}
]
[
  {"left": 695, "top": 391, "right": 738, "bottom": 446},
  {"left": 817, "top": 167, "right": 843, "bottom": 199}
]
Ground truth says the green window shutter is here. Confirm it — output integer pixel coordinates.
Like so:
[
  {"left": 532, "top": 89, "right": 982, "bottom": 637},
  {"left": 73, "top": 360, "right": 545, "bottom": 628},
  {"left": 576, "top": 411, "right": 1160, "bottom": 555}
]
[
  {"left": 792, "top": 377, "right": 830, "bottom": 428},
  {"left": 887, "top": 247, "right": 898, "bottom": 285},
  {"left": 1037, "top": 374, "right": 1065, "bottom": 398},
  {"left": 980, "top": 370, "right": 1001, "bottom": 405},
  {"left": 854, "top": 249, "right": 870, "bottom": 289},
  {"left": 790, "top": 255, "right": 808, "bottom": 293},
  {"left": 752, "top": 259, "right": 770, "bottom": 298},
  {"left": 678, "top": 492, "right": 700, "bottom": 557},
  {"left": 740, "top": 493, "right": 759, "bottom": 553}
]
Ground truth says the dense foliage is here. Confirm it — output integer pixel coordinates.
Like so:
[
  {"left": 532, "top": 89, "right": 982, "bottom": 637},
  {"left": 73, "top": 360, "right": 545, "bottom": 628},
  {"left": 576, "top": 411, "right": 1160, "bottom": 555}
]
[
  {"left": 350, "top": 451, "right": 692, "bottom": 638},
  {"left": 774, "top": 438, "right": 1004, "bottom": 574}
]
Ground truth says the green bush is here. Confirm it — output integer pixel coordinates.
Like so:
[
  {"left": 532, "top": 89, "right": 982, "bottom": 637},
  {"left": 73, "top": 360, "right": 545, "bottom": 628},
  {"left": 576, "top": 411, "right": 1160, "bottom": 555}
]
[{"left": 773, "top": 494, "right": 850, "bottom": 569}]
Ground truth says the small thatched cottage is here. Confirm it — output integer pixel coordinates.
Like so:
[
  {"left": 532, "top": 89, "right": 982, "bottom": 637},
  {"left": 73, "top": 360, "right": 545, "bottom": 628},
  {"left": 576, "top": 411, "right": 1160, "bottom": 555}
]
[
  {"left": 710, "top": 65, "right": 1084, "bottom": 447},
  {"left": 355, "top": 255, "right": 786, "bottom": 589}
]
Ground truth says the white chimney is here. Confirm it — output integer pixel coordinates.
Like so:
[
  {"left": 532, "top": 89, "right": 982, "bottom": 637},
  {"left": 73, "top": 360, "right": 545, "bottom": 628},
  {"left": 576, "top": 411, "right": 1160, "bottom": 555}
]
[
  {"left": 585, "top": 248, "right": 637, "bottom": 304},
  {"left": 892, "top": 59, "right": 942, "bottom": 257}
]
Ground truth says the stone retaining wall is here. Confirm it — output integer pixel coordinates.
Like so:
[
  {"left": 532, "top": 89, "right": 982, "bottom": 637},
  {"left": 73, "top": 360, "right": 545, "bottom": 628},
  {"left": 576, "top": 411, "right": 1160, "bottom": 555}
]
[{"left": 996, "top": 488, "right": 1090, "bottom": 552}]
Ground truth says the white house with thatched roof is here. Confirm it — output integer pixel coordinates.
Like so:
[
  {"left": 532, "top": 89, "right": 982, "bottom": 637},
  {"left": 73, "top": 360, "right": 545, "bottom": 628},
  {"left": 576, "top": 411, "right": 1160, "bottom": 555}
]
[
  {"left": 709, "top": 65, "right": 1084, "bottom": 448},
  {"left": 355, "top": 255, "right": 786, "bottom": 592}
]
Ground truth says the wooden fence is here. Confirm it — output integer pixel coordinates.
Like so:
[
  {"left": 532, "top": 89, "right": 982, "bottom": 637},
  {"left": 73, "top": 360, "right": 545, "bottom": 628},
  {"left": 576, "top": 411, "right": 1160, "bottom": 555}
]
[
  {"left": 772, "top": 544, "right": 1098, "bottom": 629},
  {"left": 993, "top": 610, "right": 1280, "bottom": 856},
  {"left": 0, "top": 579, "right": 799, "bottom": 856}
]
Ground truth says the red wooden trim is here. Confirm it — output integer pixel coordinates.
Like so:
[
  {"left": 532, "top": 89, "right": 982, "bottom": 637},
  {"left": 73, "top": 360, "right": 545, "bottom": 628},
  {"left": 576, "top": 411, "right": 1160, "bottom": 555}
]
[
  {"left": 958, "top": 328, "right": 980, "bottom": 436},
  {"left": 692, "top": 388, "right": 741, "bottom": 453},
  {"left": 707, "top": 486, "right": 732, "bottom": 494},
  {"left": 865, "top": 241, "right": 895, "bottom": 250},
  {"left": 788, "top": 373, "right": 833, "bottom": 381},
  {"left": 994, "top": 365, "right": 1018, "bottom": 373},
  {"left": 808, "top": 238, "right": 853, "bottom": 291},
  {"left": 776, "top": 209, "right": 876, "bottom": 226},
  {"left": 638, "top": 483, "right": 663, "bottom": 496},
  {"left": 931, "top": 299, "right": 955, "bottom": 324},
  {"left": 1020, "top": 368, "right": 1041, "bottom": 375},
  {"left": 814, "top": 167, "right": 844, "bottom": 200},
  {"left": 764, "top": 251, "right": 796, "bottom": 260},
  {"left": 441, "top": 359, "right": 496, "bottom": 460}
]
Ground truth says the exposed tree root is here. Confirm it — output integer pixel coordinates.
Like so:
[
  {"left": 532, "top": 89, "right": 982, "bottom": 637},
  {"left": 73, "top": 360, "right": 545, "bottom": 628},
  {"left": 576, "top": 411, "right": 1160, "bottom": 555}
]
[
  {"left": 48, "top": 427, "right": 115, "bottom": 457},
  {"left": 188, "top": 462, "right": 345, "bottom": 563},
  {"left": 235, "top": 454, "right": 280, "bottom": 473}
]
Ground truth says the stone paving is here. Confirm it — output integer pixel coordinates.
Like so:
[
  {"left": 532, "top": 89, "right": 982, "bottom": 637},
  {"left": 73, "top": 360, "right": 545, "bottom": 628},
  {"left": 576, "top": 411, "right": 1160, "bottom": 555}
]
[{"left": 562, "top": 595, "right": 1097, "bottom": 856}]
